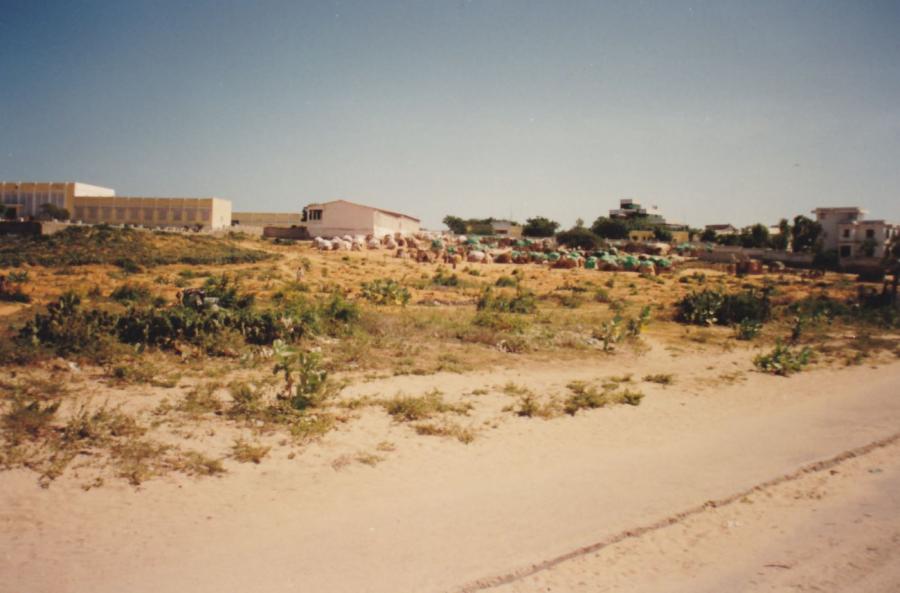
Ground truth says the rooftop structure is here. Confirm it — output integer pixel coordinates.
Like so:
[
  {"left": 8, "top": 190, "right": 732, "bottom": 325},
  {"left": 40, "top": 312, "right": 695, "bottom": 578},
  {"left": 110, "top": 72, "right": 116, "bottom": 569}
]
[{"left": 609, "top": 198, "right": 666, "bottom": 224}]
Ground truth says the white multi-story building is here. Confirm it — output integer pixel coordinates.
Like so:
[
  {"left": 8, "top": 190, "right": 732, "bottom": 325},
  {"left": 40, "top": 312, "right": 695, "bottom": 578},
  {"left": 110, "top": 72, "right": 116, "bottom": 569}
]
[{"left": 812, "top": 207, "right": 896, "bottom": 259}]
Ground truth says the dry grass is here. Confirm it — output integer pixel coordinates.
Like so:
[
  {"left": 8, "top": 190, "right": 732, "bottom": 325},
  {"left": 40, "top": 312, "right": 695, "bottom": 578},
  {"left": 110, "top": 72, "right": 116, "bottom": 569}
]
[{"left": 1, "top": 238, "right": 896, "bottom": 485}]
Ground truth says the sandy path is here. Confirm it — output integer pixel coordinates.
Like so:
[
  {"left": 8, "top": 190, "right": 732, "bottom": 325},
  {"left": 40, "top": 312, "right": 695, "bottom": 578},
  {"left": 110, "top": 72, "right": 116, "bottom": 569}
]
[
  {"left": 489, "top": 434, "right": 900, "bottom": 593},
  {"left": 2, "top": 359, "right": 899, "bottom": 593}
]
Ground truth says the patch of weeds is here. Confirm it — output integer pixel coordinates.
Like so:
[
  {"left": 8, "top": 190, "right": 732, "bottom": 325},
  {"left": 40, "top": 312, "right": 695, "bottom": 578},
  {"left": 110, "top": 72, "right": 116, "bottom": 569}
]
[
  {"left": 563, "top": 381, "right": 608, "bottom": 414},
  {"left": 643, "top": 373, "right": 673, "bottom": 385},
  {"left": 109, "top": 360, "right": 179, "bottom": 388},
  {"left": 382, "top": 389, "right": 470, "bottom": 422},
  {"left": 563, "top": 380, "right": 643, "bottom": 414},
  {"left": 754, "top": 340, "right": 813, "bottom": 376},
  {"left": 617, "top": 389, "right": 645, "bottom": 406},
  {"left": 2, "top": 399, "right": 60, "bottom": 444},
  {"left": 231, "top": 439, "right": 271, "bottom": 464},
  {"left": 501, "top": 382, "right": 531, "bottom": 397},
  {"left": 557, "top": 293, "right": 584, "bottom": 309},
  {"left": 176, "top": 383, "right": 224, "bottom": 417},
  {"left": 413, "top": 421, "right": 475, "bottom": 444},
  {"left": 513, "top": 393, "right": 558, "bottom": 418},
  {"left": 355, "top": 452, "right": 384, "bottom": 466}
]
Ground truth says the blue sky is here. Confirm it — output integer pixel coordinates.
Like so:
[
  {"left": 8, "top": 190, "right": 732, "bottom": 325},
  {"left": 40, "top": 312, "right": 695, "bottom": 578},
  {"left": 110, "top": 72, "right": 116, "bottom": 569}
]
[{"left": 2, "top": 0, "right": 899, "bottom": 229}]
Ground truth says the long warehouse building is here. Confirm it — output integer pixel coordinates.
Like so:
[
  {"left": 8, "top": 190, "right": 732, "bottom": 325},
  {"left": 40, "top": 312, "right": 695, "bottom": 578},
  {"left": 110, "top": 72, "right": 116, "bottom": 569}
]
[{"left": 0, "top": 181, "right": 232, "bottom": 229}]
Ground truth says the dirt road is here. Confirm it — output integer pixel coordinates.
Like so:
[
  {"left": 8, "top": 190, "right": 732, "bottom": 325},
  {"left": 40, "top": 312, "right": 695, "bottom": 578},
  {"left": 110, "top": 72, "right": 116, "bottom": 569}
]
[{"left": 3, "top": 359, "right": 899, "bottom": 593}]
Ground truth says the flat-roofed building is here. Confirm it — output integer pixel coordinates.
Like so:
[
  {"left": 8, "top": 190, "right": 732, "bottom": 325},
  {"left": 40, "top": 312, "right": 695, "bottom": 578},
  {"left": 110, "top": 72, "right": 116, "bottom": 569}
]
[
  {"left": 232, "top": 212, "right": 303, "bottom": 227},
  {"left": 813, "top": 206, "right": 896, "bottom": 259},
  {"left": 1, "top": 181, "right": 233, "bottom": 229},
  {"left": 491, "top": 220, "right": 523, "bottom": 238},
  {"left": 301, "top": 199, "right": 419, "bottom": 238},
  {"left": 1, "top": 181, "right": 115, "bottom": 218},
  {"left": 73, "top": 196, "right": 232, "bottom": 230}
]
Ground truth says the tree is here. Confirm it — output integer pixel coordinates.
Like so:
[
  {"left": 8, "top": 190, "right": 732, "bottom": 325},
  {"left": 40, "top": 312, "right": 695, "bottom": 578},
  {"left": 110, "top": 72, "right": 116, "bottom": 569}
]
[
  {"left": 700, "top": 228, "right": 717, "bottom": 242},
  {"left": 791, "top": 215, "right": 823, "bottom": 253},
  {"left": 556, "top": 226, "right": 598, "bottom": 250},
  {"left": 522, "top": 216, "right": 560, "bottom": 237},
  {"left": 882, "top": 234, "right": 900, "bottom": 304},
  {"left": 38, "top": 203, "right": 70, "bottom": 221},
  {"left": 718, "top": 234, "right": 741, "bottom": 246},
  {"left": 442, "top": 215, "right": 467, "bottom": 235},
  {"left": 590, "top": 216, "right": 629, "bottom": 240},
  {"left": 740, "top": 223, "right": 769, "bottom": 248},
  {"left": 771, "top": 218, "right": 791, "bottom": 250},
  {"left": 653, "top": 227, "right": 673, "bottom": 242}
]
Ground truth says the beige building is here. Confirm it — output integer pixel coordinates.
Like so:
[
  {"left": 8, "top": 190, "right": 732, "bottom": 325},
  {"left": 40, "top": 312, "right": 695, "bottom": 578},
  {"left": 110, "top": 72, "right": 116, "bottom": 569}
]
[
  {"left": 232, "top": 211, "right": 303, "bottom": 227},
  {"left": 491, "top": 220, "right": 523, "bottom": 238},
  {"left": 1, "top": 181, "right": 233, "bottom": 229},
  {"left": 302, "top": 199, "right": 420, "bottom": 238},
  {"left": 74, "top": 196, "right": 232, "bottom": 230},
  {"left": 1, "top": 181, "right": 115, "bottom": 218}
]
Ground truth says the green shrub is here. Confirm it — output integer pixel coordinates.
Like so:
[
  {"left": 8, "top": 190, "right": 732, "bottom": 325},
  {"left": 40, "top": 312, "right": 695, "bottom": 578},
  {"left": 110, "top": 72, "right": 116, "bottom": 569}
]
[
  {"left": 0, "top": 273, "right": 30, "bottom": 303},
  {"left": 494, "top": 275, "right": 518, "bottom": 288},
  {"left": 676, "top": 288, "right": 771, "bottom": 326},
  {"left": 115, "top": 258, "right": 143, "bottom": 274},
  {"left": 202, "top": 274, "right": 255, "bottom": 309},
  {"left": 360, "top": 278, "right": 411, "bottom": 305},
  {"left": 477, "top": 286, "right": 536, "bottom": 314},
  {"left": 110, "top": 283, "right": 153, "bottom": 304},
  {"left": 271, "top": 340, "right": 331, "bottom": 411},
  {"left": 433, "top": 268, "right": 461, "bottom": 287},
  {"left": 18, "top": 288, "right": 359, "bottom": 361},
  {"left": 735, "top": 318, "right": 762, "bottom": 340},
  {"left": 754, "top": 340, "right": 813, "bottom": 376}
]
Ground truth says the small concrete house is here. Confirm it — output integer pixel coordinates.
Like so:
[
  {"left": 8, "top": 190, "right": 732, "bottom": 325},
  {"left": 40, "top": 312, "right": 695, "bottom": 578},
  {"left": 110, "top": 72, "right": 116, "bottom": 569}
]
[
  {"left": 301, "top": 200, "right": 420, "bottom": 238},
  {"left": 491, "top": 220, "right": 522, "bottom": 238}
]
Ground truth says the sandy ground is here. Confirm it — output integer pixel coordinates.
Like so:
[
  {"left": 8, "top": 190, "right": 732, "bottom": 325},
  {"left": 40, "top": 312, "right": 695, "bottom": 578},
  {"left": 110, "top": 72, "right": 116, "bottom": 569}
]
[{"left": 2, "top": 355, "right": 899, "bottom": 593}]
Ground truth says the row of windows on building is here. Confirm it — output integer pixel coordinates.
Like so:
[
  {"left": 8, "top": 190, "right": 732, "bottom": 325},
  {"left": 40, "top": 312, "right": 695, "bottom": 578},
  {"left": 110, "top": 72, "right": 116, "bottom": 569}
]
[
  {"left": 3, "top": 192, "right": 65, "bottom": 205},
  {"left": 840, "top": 227, "right": 889, "bottom": 239},
  {"left": 72, "top": 207, "right": 210, "bottom": 222}
]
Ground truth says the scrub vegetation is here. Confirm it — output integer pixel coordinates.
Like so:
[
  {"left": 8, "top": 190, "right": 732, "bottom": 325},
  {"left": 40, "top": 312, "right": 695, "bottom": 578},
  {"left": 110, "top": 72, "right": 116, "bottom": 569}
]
[{"left": 0, "top": 231, "right": 897, "bottom": 487}]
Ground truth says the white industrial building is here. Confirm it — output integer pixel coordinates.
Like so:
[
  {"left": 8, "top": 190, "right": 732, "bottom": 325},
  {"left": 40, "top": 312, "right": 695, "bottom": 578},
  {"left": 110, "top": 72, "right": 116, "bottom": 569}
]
[{"left": 301, "top": 200, "right": 420, "bottom": 238}]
